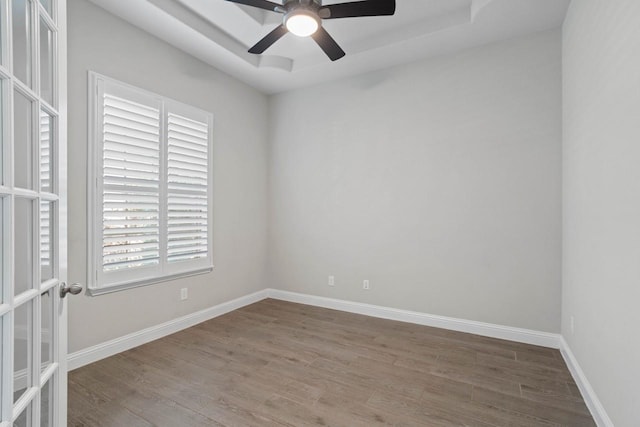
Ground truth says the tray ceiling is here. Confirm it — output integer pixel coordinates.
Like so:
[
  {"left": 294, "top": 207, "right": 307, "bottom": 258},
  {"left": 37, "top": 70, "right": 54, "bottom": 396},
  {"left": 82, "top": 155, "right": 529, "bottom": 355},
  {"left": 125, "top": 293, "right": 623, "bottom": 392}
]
[{"left": 89, "top": 0, "right": 570, "bottom": 93}]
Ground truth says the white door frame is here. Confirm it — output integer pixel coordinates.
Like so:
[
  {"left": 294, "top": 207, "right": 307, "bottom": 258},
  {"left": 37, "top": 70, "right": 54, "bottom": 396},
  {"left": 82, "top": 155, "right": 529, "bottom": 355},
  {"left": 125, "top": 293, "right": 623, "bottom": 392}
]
[{"left": 57, "top": 0, "right": 68, "bottom": 424}]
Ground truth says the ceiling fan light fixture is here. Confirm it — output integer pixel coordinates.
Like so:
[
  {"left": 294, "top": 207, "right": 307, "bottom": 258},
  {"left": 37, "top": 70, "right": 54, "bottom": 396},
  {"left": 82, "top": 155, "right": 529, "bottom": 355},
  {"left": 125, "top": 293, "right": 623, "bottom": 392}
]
[{"left": 285, "top": 10, "right": 320, "bottom": 37}]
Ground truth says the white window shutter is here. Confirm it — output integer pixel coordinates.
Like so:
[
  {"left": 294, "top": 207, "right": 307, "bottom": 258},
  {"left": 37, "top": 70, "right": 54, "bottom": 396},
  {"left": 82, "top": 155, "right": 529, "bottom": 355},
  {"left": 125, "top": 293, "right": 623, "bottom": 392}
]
[
  {"left": 89, "top": 73, "right": 213, "bottom": 293},
  {"left": 101, "top": 94, "right": 161, "bottom": 272},
  {"left": 166, "top": 113, "right": 209, "bottom": 263}
]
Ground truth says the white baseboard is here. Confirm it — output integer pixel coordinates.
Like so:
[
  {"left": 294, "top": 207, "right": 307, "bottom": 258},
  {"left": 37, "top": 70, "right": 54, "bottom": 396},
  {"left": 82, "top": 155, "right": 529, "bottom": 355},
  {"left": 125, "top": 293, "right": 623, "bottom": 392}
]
[
  {"left": 559, "top": 337, "right": 614, "bottom": 427},
  {"left": 67, "top": 289, "right": 269, "bottom": 371},
  {"left": 266, "top": 289, "right": 561, "bottom": 349}
]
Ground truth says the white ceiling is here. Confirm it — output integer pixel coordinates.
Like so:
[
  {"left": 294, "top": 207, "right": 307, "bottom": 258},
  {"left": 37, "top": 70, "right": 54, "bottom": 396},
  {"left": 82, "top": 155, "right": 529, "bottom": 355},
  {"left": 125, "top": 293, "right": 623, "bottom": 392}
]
[{"left": 89, "top": 0, "right": 570, "bottom": 94}]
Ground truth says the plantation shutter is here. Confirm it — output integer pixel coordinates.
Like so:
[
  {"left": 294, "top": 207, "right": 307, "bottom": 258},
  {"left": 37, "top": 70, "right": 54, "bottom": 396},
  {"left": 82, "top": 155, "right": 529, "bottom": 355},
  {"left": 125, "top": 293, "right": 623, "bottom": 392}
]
[
  {"left": 166, "top": 112, "right": 209, "bottom": 263},
  {"left": 89, "top": 73, "right": 213, "bottom": 293},
  {"left": 101, "top": 93, "right": 161, "bottom": 272}
]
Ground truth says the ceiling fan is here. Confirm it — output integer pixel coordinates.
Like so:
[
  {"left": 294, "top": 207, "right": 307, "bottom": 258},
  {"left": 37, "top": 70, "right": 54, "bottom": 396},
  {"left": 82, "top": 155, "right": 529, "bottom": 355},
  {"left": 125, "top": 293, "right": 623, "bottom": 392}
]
[{"left": 225, "top": 0, "right": 396, "bottom": 61}]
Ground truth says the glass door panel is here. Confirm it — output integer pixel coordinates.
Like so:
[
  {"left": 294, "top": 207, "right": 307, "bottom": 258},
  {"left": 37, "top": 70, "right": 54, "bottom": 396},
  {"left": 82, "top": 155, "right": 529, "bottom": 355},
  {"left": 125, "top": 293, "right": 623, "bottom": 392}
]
[
  {"left": 14, "top": 197, "right": 34, "bottom": 296},
  {"left": 39, "top": 0, "right": 53, "bottom": 17},
  {"left": 40, "top": 289, "right": 52, "bottom": 371},
  {"left": 40, "top": 378, "right": 53, "bottom": 426},
  {"left": 12, "top": 0, "right": 32, "bottom": 87},
  {"left": 2, "top": 0, "right": 67, "bottom": 426},
  {"left": 0, "top": 83, "right": 3, "bottom": 185},
  {"left": 40, "top": 201, "right": 54, "bottom": 282},
  {"left": 13, "top": 89, "right": 34, "bottom": 190},
  {"left": 39, "top": 18, "right": 53, "bottom": 105},
  {"left": 14, "top": 401, "right": 33, "bottom": 426},
  {"left": 0, "top": 197, "right": 5, "bottom": 304},
  {"left": 13, "top": 300, "right": 32, "bottom": 404},
  {"left": 39, "top": 110, "right": 53, "bottom": 192}
]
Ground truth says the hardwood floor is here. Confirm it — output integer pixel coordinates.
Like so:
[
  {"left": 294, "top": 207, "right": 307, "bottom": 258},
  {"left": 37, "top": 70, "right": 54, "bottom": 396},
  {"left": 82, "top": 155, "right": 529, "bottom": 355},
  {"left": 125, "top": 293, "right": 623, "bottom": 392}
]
[{"left": 68, "top": 299, "right": 595, "bottom": 426}]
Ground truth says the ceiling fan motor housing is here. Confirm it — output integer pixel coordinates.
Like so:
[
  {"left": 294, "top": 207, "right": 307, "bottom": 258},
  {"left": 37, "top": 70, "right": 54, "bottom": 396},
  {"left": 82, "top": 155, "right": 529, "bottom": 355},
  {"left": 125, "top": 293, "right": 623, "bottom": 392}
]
[
  {"left": 283, "top": 0, "right": 322, "bottom": 8},
  {"left": 281, "top": 0, "right": 331, "bottom": 19}
]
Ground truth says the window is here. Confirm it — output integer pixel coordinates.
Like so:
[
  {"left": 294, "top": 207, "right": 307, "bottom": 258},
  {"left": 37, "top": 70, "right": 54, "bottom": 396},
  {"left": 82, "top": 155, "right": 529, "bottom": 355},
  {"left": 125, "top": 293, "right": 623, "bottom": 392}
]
[{"left": 88, "top": 73, "right": 213, "bottom": 295}]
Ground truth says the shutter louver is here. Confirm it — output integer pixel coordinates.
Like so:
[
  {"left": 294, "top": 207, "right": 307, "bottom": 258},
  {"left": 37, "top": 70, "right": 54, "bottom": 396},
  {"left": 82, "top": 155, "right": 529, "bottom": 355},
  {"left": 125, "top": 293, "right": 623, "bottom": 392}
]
[
  {"left": 101, "top": 94, "right": 161, "bottom": 272},
  {"left": 40, "top": 201, "right": 50, "bottom": 267},
  {"left": 167, "top": 113, "right": 209, "bottom": 263},
  {"left": 40, "top": 111, "right": 51, "bottom": 268},
  {"left": 40, "top": 110, "right": 51, "bottom": 190}
]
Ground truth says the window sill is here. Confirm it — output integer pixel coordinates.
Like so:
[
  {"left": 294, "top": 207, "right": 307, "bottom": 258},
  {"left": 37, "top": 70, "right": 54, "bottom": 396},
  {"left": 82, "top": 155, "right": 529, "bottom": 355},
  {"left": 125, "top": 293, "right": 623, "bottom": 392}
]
[{"left": 86, "top": 266, "right": 214, "bottom": 297}]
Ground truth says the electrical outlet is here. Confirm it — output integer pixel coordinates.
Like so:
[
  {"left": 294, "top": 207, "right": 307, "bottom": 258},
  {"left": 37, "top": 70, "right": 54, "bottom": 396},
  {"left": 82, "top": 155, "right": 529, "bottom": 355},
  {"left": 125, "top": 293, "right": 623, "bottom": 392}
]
[
  {"left": 328, "top": 276, "right": 335, "bottom": 287},
  {"left": 180, "top": 288, "right": 188, "bottom": 301},
  {"left": 570, "top": 316, "right": 575, "bottom": 334},
  {"left": 363, "top": 280, "right": 370, "bottom": 290}
]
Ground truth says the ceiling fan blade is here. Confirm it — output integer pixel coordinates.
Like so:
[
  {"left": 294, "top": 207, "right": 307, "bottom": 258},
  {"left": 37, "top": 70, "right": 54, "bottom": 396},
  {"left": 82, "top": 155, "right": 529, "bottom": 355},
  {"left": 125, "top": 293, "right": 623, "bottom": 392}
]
[
  {"left": 319, "top": 0, "right": 395, "bottom": 19},
  {"left": 225, "top": 0, "right": 282, "bottom": 12},
  {"left": 248, "top": 25, "right": 288, "bottom": 54},
  {"left": 311, "top": 27, "right": 346, "bottom": 61}
]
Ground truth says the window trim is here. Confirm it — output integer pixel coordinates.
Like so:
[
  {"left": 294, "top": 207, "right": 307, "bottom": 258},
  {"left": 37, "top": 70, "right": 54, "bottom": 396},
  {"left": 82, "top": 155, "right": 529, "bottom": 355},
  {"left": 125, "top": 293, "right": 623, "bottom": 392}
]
[{"left": 87, "top": 72, "right": 214, "bottom": 296}]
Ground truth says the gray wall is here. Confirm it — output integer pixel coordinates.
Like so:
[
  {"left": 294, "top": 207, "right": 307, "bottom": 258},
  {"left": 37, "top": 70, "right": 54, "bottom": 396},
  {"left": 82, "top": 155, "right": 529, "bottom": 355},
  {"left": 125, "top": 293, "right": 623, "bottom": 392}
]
[
  {"left": 67, "top": 0, "right": 269, "bottom": 353},
  {"left": 268, "top": 31, "right": 562, "bottom": 333},
  {"left": 563, "top": 1, "right": 640, "bottom": 425}
]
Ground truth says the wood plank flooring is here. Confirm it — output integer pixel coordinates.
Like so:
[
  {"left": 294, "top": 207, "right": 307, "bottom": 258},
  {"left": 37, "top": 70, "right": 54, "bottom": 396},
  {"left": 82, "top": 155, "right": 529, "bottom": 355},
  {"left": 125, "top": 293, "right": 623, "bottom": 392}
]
[{"left": 68, "top": 299, "right": 595, "bottom": 426}]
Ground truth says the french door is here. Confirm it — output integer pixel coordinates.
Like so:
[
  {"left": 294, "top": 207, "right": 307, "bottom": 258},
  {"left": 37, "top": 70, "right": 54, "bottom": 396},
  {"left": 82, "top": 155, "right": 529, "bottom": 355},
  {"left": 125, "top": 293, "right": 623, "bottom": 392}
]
[{"left": 0, "top": 0, "right": 68, "bottom": 426}]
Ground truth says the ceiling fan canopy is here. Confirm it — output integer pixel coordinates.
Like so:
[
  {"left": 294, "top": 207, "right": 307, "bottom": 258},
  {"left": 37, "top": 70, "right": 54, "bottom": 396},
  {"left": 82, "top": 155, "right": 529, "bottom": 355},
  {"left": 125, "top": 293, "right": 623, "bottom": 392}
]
[{"left": 225, "top": 0, "right": 397, "bottom": 61}]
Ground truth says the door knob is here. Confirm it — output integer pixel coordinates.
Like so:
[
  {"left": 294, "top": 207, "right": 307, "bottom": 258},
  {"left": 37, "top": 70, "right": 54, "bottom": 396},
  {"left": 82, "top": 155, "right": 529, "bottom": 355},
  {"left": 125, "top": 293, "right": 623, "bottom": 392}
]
[{"left": 60, "top": 282, "right": 83, "bottom": 298}]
